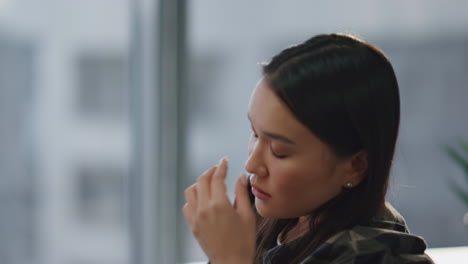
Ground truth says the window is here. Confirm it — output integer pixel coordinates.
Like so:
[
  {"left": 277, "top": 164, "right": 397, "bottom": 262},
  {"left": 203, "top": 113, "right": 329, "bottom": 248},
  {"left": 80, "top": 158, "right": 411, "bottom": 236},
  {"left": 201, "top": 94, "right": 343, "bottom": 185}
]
[
  {"left": 77, "top": 54, "right": 127, "bottom": 119},
  {"left": 75, "top": 164, "right": 126, "bottom": 227}
]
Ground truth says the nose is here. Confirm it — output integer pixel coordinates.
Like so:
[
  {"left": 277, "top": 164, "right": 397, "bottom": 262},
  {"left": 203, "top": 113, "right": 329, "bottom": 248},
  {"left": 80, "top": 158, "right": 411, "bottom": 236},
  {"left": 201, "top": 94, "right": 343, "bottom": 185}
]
[{"left": 245, "top": 141, "right": 268, "bottom": 177}]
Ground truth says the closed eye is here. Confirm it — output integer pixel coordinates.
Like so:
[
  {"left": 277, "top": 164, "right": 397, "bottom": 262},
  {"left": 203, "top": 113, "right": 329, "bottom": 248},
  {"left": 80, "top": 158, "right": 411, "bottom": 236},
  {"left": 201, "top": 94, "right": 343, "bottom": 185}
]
[
  {"left": 272, "top": 152, "right": 288, "bottom": 159},
  {"left": 270, "top": 146, "right": 288, "bottom": 159}
]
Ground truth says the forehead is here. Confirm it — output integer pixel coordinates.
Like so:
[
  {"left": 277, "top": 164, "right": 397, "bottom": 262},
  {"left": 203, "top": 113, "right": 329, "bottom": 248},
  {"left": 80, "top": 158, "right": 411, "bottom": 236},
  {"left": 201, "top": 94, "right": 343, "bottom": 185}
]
[{"left": 248, "top": 79, "right": 308, "bottom": 137}]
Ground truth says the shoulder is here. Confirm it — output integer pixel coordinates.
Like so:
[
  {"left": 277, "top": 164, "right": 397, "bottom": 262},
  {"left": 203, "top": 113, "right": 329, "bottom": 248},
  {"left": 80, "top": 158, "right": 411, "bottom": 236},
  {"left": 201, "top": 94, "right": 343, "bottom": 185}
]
[
  {"left": 300, "top": 227, "right": 434, "bottom": 264},
  {"left": 300, "top": 203, "right": 435, "bottom": 264}
]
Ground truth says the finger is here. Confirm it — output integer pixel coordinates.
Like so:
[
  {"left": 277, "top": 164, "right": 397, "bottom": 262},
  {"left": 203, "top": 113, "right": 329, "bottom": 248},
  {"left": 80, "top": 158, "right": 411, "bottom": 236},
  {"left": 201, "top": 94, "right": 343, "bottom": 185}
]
[
  {"left": 197, "top": 166, "right": 217, "bottom": 208},
  {"left": 182, "top": 203, "right": 195, "bottom": 227},
  {"left": 212, "top": 158, "right": 230, "bottom": 203},
  {"left": 184, "top": 183, "right": 198, "bottom": 206},
  {"left": 234, "top": 174, "right": 255, "bottom": 220},
  {"left": 183, "top": 184, "right": 198, "bottom": 227}
]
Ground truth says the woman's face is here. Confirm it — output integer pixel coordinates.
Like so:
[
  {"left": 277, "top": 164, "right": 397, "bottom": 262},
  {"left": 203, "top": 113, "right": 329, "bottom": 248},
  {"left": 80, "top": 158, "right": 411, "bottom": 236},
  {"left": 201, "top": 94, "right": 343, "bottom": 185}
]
[{"left": 245, "top": 78, "right": 350, "bottom": 218}]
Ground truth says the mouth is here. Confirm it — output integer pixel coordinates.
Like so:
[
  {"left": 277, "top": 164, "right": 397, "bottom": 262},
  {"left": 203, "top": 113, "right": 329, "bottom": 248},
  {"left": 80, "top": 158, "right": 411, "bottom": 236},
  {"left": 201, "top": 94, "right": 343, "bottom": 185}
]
[{"left": 251, "top": 184, "right": 271, "bottom": 200}]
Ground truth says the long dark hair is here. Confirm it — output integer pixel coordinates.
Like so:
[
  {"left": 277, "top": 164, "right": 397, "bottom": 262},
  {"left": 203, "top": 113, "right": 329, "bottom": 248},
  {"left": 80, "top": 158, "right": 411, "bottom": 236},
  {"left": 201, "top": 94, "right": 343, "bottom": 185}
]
[{"left": 253, "top": 33, "right": 400, "bottom": 263}]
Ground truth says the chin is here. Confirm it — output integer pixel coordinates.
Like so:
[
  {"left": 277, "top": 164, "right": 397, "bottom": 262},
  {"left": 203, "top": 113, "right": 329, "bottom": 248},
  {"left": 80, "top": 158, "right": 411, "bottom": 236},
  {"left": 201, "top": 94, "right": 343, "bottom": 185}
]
[
  {"left": 255, "top": 199, "right": 308, "bottom": 219},
  {"left": 255, "top": 200, "right": 290, "bottom": 218},
  {"left": 255, "top": 200, "right": 272, "bottom": 217}
]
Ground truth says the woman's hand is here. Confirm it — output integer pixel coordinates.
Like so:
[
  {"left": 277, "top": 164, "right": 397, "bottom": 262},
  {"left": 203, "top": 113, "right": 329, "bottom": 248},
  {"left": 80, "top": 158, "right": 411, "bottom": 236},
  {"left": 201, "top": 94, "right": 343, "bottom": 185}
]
[{"left": 183, "top": 158, "right": 256, "bottom": 264}]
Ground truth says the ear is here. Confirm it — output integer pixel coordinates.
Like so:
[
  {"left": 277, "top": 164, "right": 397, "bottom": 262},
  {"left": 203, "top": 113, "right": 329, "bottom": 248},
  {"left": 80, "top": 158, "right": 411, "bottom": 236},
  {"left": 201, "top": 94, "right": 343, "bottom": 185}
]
[{"left": 343, "top": 151, "right": 368, "bottom": 188}]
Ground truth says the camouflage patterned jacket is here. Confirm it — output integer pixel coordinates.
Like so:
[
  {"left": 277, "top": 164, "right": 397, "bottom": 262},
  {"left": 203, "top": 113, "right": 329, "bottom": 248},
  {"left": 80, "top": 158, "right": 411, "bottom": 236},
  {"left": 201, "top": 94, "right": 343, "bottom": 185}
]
[{"left": 260, "top": 202, "right": 435, "bottom": 264}]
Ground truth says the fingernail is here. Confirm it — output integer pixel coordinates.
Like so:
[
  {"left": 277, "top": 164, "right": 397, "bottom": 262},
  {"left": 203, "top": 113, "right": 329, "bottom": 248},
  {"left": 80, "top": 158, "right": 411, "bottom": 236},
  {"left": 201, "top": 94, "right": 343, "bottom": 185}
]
[{"left": 219, "top": 157, "right": 228, "bottom": 165}]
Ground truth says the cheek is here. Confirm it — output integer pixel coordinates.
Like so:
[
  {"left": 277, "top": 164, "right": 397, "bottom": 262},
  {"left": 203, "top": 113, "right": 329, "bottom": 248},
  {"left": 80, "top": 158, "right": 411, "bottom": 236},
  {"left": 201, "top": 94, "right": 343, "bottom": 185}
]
[
  {"left": 267, "top": 164, "right": 339, "bottom": 216},
  {"left": 270, "top": 164, "right": 310, "bottom": 192},
  {"left": 270, "top": 160, "right": 335, "bottom": 196}
]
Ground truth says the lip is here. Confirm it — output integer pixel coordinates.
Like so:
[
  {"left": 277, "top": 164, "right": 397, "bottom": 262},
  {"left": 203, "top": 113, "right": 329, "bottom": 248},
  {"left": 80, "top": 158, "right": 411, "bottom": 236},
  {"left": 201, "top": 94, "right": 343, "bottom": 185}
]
[{"left": 251, "top": 184, "right": 271, "bottom": 200}]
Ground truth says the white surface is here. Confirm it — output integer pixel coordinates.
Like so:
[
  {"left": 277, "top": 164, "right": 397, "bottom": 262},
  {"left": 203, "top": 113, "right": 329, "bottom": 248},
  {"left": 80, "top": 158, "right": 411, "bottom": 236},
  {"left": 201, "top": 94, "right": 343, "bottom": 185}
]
[{"left": 426, "top": 246, "right": 468, "bottom": 263}]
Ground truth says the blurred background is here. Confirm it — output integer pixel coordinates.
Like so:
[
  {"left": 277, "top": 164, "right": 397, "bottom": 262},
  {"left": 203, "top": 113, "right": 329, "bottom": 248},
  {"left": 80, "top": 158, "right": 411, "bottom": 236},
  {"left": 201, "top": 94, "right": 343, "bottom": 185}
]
[{"left": 1, "top": 0, "right": 468, "bottom": 263}]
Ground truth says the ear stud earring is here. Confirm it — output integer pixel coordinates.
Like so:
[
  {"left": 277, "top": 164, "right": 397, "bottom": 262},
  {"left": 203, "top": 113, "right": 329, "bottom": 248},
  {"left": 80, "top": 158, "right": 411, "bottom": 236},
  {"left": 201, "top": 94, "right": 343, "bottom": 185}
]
[{"left": 345, "top": 182, "right": 354, "bottom": 188}]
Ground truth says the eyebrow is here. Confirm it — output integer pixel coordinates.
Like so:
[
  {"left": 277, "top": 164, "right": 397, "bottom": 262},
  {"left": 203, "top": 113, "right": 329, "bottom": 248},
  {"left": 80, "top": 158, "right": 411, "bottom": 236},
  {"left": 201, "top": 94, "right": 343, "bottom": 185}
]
[{"left": 247, "top": 113, "right": 297, "bottom": 145}]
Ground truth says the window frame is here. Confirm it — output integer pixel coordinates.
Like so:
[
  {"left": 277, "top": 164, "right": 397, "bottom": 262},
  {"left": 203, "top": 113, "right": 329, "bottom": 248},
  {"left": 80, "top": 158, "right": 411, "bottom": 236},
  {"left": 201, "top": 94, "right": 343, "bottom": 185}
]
[{"left": 129, "top": 0, "right": 186, "bottom": 263}]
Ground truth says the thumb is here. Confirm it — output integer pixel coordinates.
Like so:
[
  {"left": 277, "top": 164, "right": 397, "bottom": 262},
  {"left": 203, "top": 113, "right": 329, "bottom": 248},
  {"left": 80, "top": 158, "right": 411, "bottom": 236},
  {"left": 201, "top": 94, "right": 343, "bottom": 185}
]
[{"left": 235, "top": 174, "right": 255, "bottom": 220}]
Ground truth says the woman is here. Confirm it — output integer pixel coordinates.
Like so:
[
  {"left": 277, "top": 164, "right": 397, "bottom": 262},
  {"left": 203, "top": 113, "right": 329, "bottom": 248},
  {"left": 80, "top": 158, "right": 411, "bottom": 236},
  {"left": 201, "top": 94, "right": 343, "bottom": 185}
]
[{"left": 183, "top": 33, "right": 435, "bottom": 264}]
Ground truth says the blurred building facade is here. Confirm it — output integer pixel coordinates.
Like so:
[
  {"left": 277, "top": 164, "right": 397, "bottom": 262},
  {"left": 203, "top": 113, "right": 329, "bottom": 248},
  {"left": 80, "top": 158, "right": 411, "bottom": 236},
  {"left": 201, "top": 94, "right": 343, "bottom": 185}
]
[{"left": 0, "top": 1, "right": 130, "bottom": 264}]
